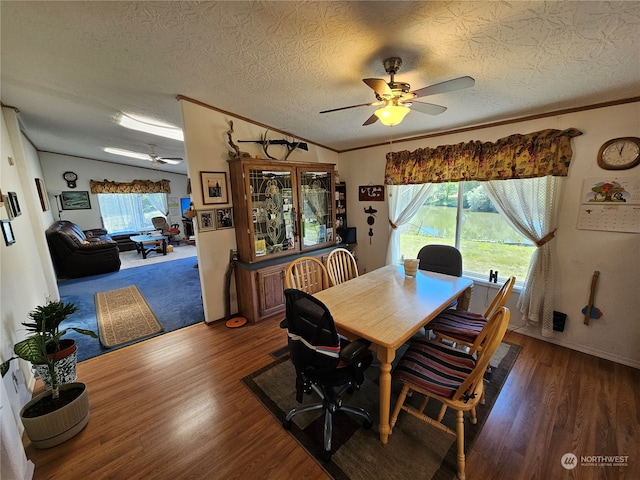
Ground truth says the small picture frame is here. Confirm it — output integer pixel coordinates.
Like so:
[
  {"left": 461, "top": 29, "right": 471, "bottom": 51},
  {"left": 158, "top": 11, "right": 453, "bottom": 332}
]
[
  {"left": 8, "top": 192, "right": 21, "bottom": 217},
  {"left": 1, "top": 220, "right": 15, "bottom": 246},
  {"left": 197, "top": 210, "right": 215, "bottom": 232},
  {"left": 35, "top": 178, "right": 49, "bottom": 211},
  {"left": 61, "top": 191, "right": 91, "bottom": 210},
  {"left": 201, "top": 171, "right": 228, "bottom": 205},
  {"left": 215, "top": 207, "right": 234, "bottom": 229},
  {"left": 2, "top": 195, "right": 14, "bottom": 220}
]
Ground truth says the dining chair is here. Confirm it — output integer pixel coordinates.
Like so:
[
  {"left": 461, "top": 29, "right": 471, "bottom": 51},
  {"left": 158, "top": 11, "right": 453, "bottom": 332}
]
[
  {"left": 390, "top": 306, "right": 510, "bottom": 480},
  {"left": 429, "top": 276, "right": 516, "bottom": 355},
  {"left": 325, "top": 248, "right": 358, "bottom": 286},
  {"left": 417, "top": 244, "right": 463, "bottom": 277},
  {"left": 284, "top": 256, "right": 330, "bottom": 294},
  {"left": 282, "top": 288, "right": 373, "bottom": 461}
]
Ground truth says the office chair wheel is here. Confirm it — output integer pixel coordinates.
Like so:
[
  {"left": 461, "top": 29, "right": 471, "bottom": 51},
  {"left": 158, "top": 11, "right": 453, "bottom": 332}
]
[
  {"left": 282, "top": 419, "right": 292, "bottom": 430},
  {"left": 363, "top": 419, "right": 373, "bottom": 430},
  {"left": 321, "top": 449, "right": 332, "bottom": 462}
]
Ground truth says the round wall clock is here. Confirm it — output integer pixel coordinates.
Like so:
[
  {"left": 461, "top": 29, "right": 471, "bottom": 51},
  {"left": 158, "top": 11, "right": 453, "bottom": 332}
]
[
  {"left": 63, "top": 171, "right": 78, "bottom": 188},
  {"left": 597, "top": 137, "right": 640, "bottom": 170}
]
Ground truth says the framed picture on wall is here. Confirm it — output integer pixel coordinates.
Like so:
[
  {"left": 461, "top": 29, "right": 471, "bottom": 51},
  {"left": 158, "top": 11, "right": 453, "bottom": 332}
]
[
  {"left": 8, "top": 191, "right": 21, "bottom": 217},
  {"left": 200, "top": 171, "right": 228, "bottom": 205},
  {"left": 35, "top": 178, "right": 49, "bottom": 211},
  {"left": 2, "top": 194, "right": 14, "bottom": 220},
  {"left": 215, "top": 207, "right": 234, "bottom": 229},
  {"left": 61, "top": 191, "right": 91, "bottom": 210},
  {"left": 197, "top": 210, "right": 215, "bottom": 232},
  {"left": 1, "top": 220, "right": 15, "bottom": 246}
]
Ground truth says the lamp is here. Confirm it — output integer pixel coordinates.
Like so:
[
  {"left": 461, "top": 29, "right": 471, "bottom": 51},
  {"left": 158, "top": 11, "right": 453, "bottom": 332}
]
[{"left": 374, "top": 105, "right": 410, "bottom": 126}]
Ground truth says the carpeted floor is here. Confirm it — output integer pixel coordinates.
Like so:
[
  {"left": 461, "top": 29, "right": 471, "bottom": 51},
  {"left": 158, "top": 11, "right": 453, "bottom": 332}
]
[
  {"left": 243, "top": 341, "right": 520, "bottom": 480},
  {"left": 59, "top": 256, "right": 204, "bottom": 361}
]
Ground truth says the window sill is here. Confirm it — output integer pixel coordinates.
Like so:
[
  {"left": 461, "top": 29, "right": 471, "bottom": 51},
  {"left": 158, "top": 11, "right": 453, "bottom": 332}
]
[{"left": 463, "top": 273, "right": 524, "bottom": 293}]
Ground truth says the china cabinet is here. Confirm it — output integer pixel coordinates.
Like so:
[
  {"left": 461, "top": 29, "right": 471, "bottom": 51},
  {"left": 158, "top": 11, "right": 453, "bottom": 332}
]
[{"left": 228, "top": 157, "right": 337, "bottom": 322}]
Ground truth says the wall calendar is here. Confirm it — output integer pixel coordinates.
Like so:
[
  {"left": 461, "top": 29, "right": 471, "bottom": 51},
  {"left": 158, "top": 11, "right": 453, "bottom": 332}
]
[{"left": 577, "top": 177, "right": 640, "bottom": 233}]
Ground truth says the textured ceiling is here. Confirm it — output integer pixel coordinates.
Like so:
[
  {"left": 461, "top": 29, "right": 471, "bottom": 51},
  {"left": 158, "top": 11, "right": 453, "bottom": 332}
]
[{"left": 1, "top": 1, "right": 639, "bottom": 174}]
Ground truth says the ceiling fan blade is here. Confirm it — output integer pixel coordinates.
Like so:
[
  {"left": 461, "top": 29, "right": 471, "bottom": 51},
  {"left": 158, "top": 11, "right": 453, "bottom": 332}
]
[
  {"left": 410, "top": 76, "right": 475, "bottom": 99},
  {"left": 320, "top": 102, "right": 376, "bottom": 114},
  {"left": 363, "top": 114, "right": 378, "bottom": 126},
  {"left": 157, "top": 157, "right": 183, "bottom": 165},
  {"left": 363, "top": 78, "right": 392, "bottom": 97},
  {"left": 409, "top": 101, "right": 448, "bottom": 115}
]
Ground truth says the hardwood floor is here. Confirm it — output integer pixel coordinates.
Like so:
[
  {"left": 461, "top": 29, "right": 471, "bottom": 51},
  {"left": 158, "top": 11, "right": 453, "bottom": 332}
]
[{"left": 25, "top": 321, "right": 640, "bottom": 480}]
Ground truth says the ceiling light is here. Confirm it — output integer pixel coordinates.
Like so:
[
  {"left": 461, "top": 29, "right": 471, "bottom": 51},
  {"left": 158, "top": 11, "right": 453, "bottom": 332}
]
[
  {"left": 374, "top": 105, "right": 411, "bottom": 126},
  {"left": 117, "top": 112, "right": 184, "bottom": 141},
  {"left": 104, "top": 147, "right": 149, "bottom": 160}
]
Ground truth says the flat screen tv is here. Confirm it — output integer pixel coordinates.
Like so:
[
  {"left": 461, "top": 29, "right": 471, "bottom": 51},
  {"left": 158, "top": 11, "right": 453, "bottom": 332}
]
[{"left": 180, "top": 197, "right": 191, "bottom": 217}]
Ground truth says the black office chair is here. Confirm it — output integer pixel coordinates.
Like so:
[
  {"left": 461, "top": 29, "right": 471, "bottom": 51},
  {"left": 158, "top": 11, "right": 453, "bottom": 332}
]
[
  {"left": 417, "top": 244, "right": 463, "bottom": 277},
  {"left": 282, "top": 288, "right": 373, "bottom": 461}
]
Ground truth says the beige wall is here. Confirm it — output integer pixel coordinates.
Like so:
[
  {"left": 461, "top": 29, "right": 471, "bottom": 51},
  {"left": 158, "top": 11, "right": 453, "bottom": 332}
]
[{"left": 339, "top": 101, "right": 640, "bottom": 368}]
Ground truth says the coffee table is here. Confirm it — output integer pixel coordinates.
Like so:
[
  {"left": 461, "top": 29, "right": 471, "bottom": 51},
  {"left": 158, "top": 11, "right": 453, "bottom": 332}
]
[{"left": 129, "top": 234, "right": 167, "bottom": 259}]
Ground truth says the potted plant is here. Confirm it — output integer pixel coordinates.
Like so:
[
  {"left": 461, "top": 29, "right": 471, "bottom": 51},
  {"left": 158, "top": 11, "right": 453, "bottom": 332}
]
[{"left": 0, "top": 300, "right": 97, "bottom": 448}]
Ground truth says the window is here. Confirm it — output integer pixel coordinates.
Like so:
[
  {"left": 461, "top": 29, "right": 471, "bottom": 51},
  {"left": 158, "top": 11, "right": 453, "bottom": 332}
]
[
  {"left": 398, "top": 181, "right": 534, "bottom": 284},
  {"left": 97, "top": 193, "right": 168, "bottom": 233}
]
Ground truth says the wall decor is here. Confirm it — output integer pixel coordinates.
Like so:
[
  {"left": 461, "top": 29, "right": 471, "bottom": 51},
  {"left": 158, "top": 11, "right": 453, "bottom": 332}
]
[
  {"left": 2, "top": 195, "right": 14, "bottom": 220},
  {"left": 7, "top": 191, "right": 21, "bottom": 217},
  {"left": 35, "top": 178, "right": 49, "bottom": 211},
  {"left": 201, "top": 171, "right": 228, "bottom": 205},
  {"left": 61, "top": 191, "right": 91, "bottom": 210},
  {"left": 197, "top": 210, "right": 216, "bottom": 232},
  {"left": 1, "top": 220, "right": 15, "bottom": 246},
  {"left": 577, "top": 177, "right": 640, "bottom": 233},
  {"left": 358, "top": 184, "right": 385, "bottom": 201},
  {"left": 215, "top": 207, "right": 234, "bottom": 229}
]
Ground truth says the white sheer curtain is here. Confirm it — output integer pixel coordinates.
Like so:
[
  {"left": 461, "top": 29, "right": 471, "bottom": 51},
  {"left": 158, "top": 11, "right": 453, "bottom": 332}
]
[
  {"left": 483, "top": 176, "right": 564, "bottom": 337},
  {"left": 147, "top": 194, "right": 168, "bottom": 216},
  {"left": 386, "top": 183, "right": 434, "bottom": 265},
  {"left": 97, "top": 193, "right": 167, "bottom": 233}
]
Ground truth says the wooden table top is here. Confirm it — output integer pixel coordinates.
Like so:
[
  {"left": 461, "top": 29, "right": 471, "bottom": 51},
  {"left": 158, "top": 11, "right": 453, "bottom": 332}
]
[{"left": 314, "top": 264, "right": 473, "bottom": 350}]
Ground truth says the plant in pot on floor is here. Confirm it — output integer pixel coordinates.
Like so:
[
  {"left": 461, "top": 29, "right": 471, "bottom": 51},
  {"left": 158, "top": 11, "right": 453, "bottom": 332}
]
[{"left": 0, "top": 300, "right": 97, "bottom": 448}]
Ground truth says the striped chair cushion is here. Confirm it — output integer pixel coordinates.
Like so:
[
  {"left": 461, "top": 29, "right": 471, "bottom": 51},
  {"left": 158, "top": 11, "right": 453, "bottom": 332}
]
[
  {"left": 428, "top": 309, "right": 487, "bottom": 344},
  {"left": 393, "top": 339, "right": 476, "bottom": 399}
]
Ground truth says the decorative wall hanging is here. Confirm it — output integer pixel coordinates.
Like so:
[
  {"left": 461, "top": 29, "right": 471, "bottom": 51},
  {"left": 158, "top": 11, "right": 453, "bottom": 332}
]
[
  {"left": 201, "top": 171, "right": 229, "bottom": 205},
  {"left": 364, "top": 206, "right": 377, "bottom": 244},
  {"left": 35, "top": 178, "right": 49, "bottom": 211},
  {"left": 197, "top": 210, "right": 215, "bottom": 232},
  {"left": 7, "top": 191, "right": 21, "bottom": 217},
  {"left": 61, "top": 191, "right": 91, "bottom": 210},
  {"left": 1, "top": 220, "right": 15, "bottom": 246},
  {"left": 358, "top": 185, "right": 385, "bottom": 201},
  {"left": 384, "top": 128, "right": 583, "bottom": 185},
  {"left": 215, "top": 208, "right": 234, "bottom": 229},
  {"left": 238, "top": 130, "right": 308, "bottom": 162}
]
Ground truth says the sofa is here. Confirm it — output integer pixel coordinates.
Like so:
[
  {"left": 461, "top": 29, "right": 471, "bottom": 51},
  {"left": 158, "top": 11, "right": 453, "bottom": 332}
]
[{"left": 45, "top": 221, "right": 121, "bottom": 278}]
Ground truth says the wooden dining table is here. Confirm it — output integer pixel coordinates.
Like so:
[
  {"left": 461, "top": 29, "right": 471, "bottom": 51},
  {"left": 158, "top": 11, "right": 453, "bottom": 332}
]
[{"left": 314, "top": 264, "right": 473, "bottom": 444}]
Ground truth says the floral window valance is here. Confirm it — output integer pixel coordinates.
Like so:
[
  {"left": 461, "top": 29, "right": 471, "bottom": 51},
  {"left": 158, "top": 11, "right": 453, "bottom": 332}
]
[
  {"left": 384, "top": 128, "right": 582, "bottom": 185},
  {"left": 89, "top": 179, "right": 171, "bottom": 194}
]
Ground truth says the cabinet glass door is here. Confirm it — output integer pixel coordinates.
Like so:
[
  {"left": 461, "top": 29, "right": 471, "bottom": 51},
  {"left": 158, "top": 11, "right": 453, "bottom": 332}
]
[
  {"left": 248, "top": 167, "right": 296, "bottom": 259},
  {"left": 299, "top": 169, "right": 334, "bottom": 250}
]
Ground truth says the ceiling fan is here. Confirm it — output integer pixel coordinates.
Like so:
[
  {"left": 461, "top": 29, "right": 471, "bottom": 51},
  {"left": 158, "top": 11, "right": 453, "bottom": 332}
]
[
  {"left": 104, "top": 144, "right": 183, "bottom": 166},
  {"left": 320, "top": 57, "right": 475, "bottom": 126}
]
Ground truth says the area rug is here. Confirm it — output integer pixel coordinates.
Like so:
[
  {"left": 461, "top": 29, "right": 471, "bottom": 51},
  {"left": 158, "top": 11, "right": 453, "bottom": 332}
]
[
  {"left": 243, "top": 341, "right": 520, "bottom": 480},
  {"left": 95, "top": 285, "right": 164, "bottom": 348}
]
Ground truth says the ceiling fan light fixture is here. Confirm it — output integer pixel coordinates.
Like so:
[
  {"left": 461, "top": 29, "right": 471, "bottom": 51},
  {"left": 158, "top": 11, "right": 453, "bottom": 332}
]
[
  {"left": 374, "top": 105, "right": 410, "bottom": 126},
  {"left": 117, "top": 112, "right": 184, "bottom": 141}
]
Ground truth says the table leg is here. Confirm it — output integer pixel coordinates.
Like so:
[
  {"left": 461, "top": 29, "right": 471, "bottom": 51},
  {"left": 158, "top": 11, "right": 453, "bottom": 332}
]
[
  {"left": 376, "top": 346, "right": 395, "bottom": 444},
  {"left": 161, "top": 238, "right": 167, "bottom": 255},
  {"left": 456, "top": 285, "right": 473, "bottom": 311}
]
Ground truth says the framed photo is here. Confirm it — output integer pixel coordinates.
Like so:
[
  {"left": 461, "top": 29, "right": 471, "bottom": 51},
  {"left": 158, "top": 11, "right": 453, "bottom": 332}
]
[
  {"left": 197, "top": 210, "right": 215, "bottom": 232},
  {"left": 8, "top": 192, "right": 21, "bottom": 217},
  {"left": 61, "top": 191, "right": 91, "bottom": 210},
  {"left": 1, "top": 220, "right": 15, "bottom": 246},
  {"left": 35, "top": 178, "right": 49, "bottom": 211},
  {"left": 215, "top": 207, "right": 234, "bottom": 229},
  {"left": 201, "top": 171, "right": 228, "bottom": 205},
  {"left": 2, "top": 195, "right": 14, "bottom": 220}
]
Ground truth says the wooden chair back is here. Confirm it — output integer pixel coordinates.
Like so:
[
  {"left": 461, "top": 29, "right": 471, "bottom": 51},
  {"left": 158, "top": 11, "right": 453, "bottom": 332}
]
[
  {"left": 325, "top": 248, "right": 358, "bottom": 286},
  {"left": 483, "top": 276, "right": 516, "bottom": 318},
  {"left": 452, "top": 307, "right": 510, "bottom": 402},
  {"left": 285, "top": 257, "right": 330, "bottom": 294}
]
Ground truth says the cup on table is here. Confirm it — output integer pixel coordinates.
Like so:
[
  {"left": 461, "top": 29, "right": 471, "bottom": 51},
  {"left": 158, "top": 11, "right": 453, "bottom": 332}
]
[{"left": 403, "top": 258, "right": 420, "bottom": 277}]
